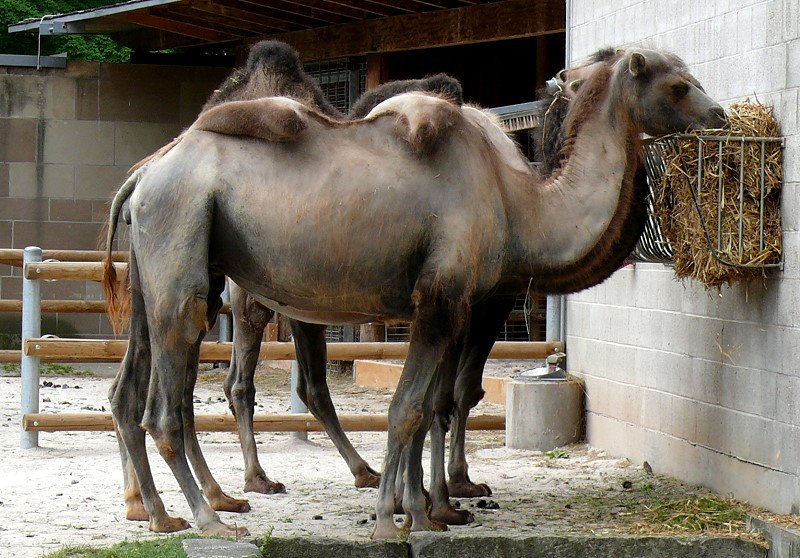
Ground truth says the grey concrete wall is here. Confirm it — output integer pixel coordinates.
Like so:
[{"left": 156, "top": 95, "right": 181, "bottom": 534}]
[
  {"left": 567, "top": 0, "right": 800, "bottom": 514},
  {"left": 0, "top": 60, "right": 228, "bottom": 342}
]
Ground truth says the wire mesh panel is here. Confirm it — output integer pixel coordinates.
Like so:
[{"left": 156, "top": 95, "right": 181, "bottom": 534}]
[{"left": 304, "top": 58, "right": 366, "bottom": 113}]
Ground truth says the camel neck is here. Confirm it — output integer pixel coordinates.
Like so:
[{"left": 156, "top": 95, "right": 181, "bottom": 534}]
[{"left": 503, "top": 65, "right": 644, "bottom": 292}]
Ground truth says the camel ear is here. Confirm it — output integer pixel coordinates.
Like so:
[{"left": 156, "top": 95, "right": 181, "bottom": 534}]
[
  {"left": 557, "top": 69, "right": 568, "bottom": 82},
  {"left": 568, "top": 79, "right": 584, "bottom": 94},
  {"left": 629, "top": 52, "right": 647, "bottom": 77}
]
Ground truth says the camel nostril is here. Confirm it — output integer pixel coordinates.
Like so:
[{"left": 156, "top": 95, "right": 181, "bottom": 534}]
[{"left": 710, "top": 106, "right": 727, "bottom": 127}]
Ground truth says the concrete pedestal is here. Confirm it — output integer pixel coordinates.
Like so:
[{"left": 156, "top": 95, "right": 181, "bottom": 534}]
[{"left": 506, "top": 378, "right": 584, "bottom": 451}]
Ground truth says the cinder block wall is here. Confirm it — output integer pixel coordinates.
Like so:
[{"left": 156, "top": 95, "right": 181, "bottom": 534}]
[
  {"left": 567, "top": 0, "right": 800, "bottom": 513},
  {"left": 0, "top": 61, "right": 228, "bottom": 342}
]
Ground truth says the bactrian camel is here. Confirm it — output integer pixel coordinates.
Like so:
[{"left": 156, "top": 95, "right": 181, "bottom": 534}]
[
  {"left": 103, "top": 48, "right": 725, "bottom": 538},
  {"left": 108, "top": 39, "right": 467, "bottom": 525}
]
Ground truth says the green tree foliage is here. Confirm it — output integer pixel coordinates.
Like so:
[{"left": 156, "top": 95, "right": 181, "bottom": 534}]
[{"left": 0, "top": 0, "right": 130, "bottom": 62}]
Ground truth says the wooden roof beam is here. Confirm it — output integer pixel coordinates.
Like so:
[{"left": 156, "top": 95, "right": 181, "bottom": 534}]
[
  {"left": 126, "top": 11, "right": 225, "bottom": 41},
  {"left": 234, "top": 0, "right": 351, "bottom": 26},
  {"left": 262, "top": 0, "right": 565, "bottom": 61}
]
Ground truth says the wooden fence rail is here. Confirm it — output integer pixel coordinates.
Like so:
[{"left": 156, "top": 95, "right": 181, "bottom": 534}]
[
  {"left": 22, "top": 412, "right": 505, "bottom": 433},
  {"left": 23, "top": 261, "right": 128, "bottom": 282},
  {"left": 0, "top": 299, "right": 231, "bottom": 315},
  {"left": 0, "top": 249, "right": 128, "bottom": 266},
  {"left": 22, "top": 338, "right": 563, "bottom": 363}
]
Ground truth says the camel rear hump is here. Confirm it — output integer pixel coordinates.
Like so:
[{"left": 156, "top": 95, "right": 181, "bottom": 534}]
[{"left": 365, "top": 93, "right": 462, "bottom": 156}]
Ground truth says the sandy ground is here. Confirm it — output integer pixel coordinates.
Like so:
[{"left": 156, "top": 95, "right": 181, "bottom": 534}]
[{"left": 0, "top": 361, "right": 758, "bottom": 558}]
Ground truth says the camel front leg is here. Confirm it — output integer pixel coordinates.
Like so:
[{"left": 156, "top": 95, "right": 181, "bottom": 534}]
[
  {"left": 224, "top": 287, "right": 285, "bottom": 494},
  {"left": 448, "top": 295, "right": 515, "bottom": 498},
  {"left": 428, "top": 342, "right": 475, "bottom": 525},
  {"left": 373, "top": 289, "right": 464, "bottom": 539},
  {"left": 290, "top": 319, "right": 380, "bottom": 488}
]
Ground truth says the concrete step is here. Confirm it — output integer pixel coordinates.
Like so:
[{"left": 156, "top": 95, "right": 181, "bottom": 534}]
[{"left": 184, "top": 533, "right": 767, "bottom": 558}]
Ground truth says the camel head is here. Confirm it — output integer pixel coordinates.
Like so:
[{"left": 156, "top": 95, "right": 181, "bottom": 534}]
[{"left": 613, "top": 48, "right": 726, "bottom": 135}]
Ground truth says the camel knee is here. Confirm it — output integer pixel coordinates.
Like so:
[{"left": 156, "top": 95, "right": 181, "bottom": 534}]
[
  {"left": 388, "top": 400, "right": 427, "bottom": 445},
  {"left": 230, "top": 383, "right": 255, "bottom": 409},
  {"left": 302, "top": 381, "right": 331, "bottom": 413},
  {"left": 142, "top": 414, "right": 183, "bottom": 460},
  {"left": 153, "top": 293, "right": 210, "bottom": 346}
]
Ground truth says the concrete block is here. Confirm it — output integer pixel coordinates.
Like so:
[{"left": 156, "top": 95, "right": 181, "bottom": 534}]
[
  {"left": 76, "top": 78, "right": 99, "bottom": 121},
  {"left": 183, "top": 538, "right": 260, "bottom": 558},
  {"left": 784, "top": 0, "right": 800, "bottom": 40},
  {"left": 41, "top": 164, "right": 76, "bottom": 199},
  {"left": 0, "top": 75, "right": 44, "bottom": 118},
  {"left": 506, "top": 379, "right": 583, "bottom": 450},
  {"left": 407, "top": 533, "right": 766, "bottom": 558},
  {"left": 788, "top": 39, "right": 800, "bottom": 88},
  {"left": 777, "top": 87, "right": 798, "bottom": 136},
  {"left": 98, "top": 76, "right": 181, "bottom": 123},
  {"left": 0, "top": 118, "right": 38, "bottom": 162},
  {"left": 113, "top": 121, "right": 182, "bottom": 166},
  {"left": 8, "top": 163, "right": 36, "bottom": 198},
  {"left": 45, "top": 78, "right": 77, "bottom": 120},
  {"left": 737, "top": 7, "right": 755, "bottom": 53},
  {"left": 748, "top": 516, "right": 800, "bottom": 558},
  {"left": 74, "top": 165, "right": 128, "bottom": 200},
  {"left": 43, "top": 120, "right": 114, "bottom": 165},
  {"left": 262, "top": 536, "right": 407, "bottom": 558}
]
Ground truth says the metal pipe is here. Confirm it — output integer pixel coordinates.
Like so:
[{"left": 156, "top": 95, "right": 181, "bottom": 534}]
[
  {"left": 545, "top": 295, "right": 563, "bottom": 342},
  {"left": 289, "top": 360, "right": 308, "bottom": 441},
  {"left": 217, "top": 281, "right": 231, "bottom": 369},
  {"left": 20, "top": 246, "right": 42, "bottom": 449},
  {"left": 545, "top": 0, "right": 574, "bottom": 350}
]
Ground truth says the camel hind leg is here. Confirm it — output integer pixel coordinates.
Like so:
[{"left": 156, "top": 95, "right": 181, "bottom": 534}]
[
  {"left": 290, "top": 320, "right": 380, "bottom": 488},
  {"left": 130, "top": 201, "right": 246, "bottom": 537},
  {"left": 224, "top": 284, "right": 286, "bottom": 495},
  {"left": 447, "top": 295, "right": 515, "bottom": 498},
  {"left": 373, "top": 276, "right": 467, "bottom": 539},
  {"left": 183, "top": 273, "right": 251, "bottom": 514},
  {"left": 110, "top": 250, "right": 190, "bottom": 533}
]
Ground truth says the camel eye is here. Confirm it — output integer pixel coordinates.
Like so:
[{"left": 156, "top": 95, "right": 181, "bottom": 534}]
[{"left": 672, "top": 83, "right": 689, "bottom": 98}]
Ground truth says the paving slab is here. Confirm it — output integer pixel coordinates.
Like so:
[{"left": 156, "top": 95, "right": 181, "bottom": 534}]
[
  {"left": 407, "top": 533, "right": 767, "bottom": 558},
  {"left": 748, "top": 516, "right": 800, "bottom": 558},
  {"left": 259, "top": 536, "right": 407, "bottom": 558},
  {"left": 185, "top": 534, "right": 765, "bottom": 558},
  {"left": 183, "top": 538, "right": 261, "bottom": 558}
]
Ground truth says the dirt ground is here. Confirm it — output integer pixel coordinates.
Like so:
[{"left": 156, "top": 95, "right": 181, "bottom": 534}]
[{"left": 0, "top": 361, "right": 765, "bottom": 558}]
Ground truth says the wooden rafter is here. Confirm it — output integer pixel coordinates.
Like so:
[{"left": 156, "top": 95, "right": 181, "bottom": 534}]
[
  {"left": 234, "top": 0, "right": 350, "bottom": 26},
  {"left": 126, "top": 11, "right": 225, "bottom": 41},
  {"left": 158, "top": 7, "right": 263, "bottom": 37},
  {"left": 263, "top": 0, "right": 565, "bottom": 60}
]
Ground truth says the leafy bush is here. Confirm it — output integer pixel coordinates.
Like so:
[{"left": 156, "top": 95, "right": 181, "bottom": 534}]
[{"left": 0, "top": 0, "right": 130, "bottom": 62}]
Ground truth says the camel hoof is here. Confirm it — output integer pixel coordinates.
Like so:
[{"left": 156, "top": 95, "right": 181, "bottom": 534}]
[
  {"left": 371, "top": 521, "right": 403, "bottom": 540},
  {"left": 447, "top": 481, "right": 492, "bottom": 498},
  {"left": 149, "top": 515, "right": 191, "bottom": 533},
  {"left": 210, "top": 494, "right": 251, "bottom": 514},
  {"left": 244, "top": 477, "right": 286, "bottom": 495},
  {"left": 430, "top": 506, "right": 474, "bottom": 525},
  {"left": 125, "top": 500, "right": 149, "bottom": 522},
  {"left": 200, "top": 520, "right": 250, "bottom": 538},
  {"left": 354, "top": 471, "right": 381, "bottom": 489}
]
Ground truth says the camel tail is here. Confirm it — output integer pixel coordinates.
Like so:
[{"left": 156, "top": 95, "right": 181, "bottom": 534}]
[{"left": 102, "top": 171, "right": 139, "bottom": 334}]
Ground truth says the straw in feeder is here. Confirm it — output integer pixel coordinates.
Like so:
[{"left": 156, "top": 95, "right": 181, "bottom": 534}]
[{"left": 653, "top": 101, "right": 783, "bottom": 289}]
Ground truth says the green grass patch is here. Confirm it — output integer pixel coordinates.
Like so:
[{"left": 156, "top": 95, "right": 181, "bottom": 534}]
[
  {"left": 40, "top": 535, "right": 199, "bottom": 558},
  {"left": 635, "top": 496, "right": 747, "bottom": 533}
]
